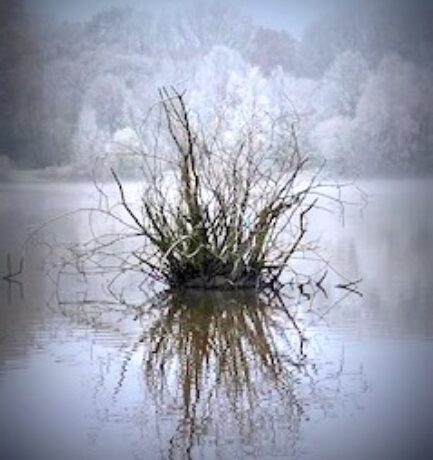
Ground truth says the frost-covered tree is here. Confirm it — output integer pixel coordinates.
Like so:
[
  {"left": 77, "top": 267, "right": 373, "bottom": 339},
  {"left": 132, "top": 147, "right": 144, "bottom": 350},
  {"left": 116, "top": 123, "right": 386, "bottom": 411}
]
[
  {"left": 87, "top": 75, "right": 128, "bottom": 136},
  {"left": 187, "top": 46, "right": 276, "bottom": 155},
  {"left": 317, "top": 51, "right": 368, "bottom": 119},
  {"left": 8, "top": 0, "right": 433, "bottom": 176},
  {"left": 352, "top": 54, "right": 431, "bottom": 173},
  {"left": 248, "top": 27, "right": 297, "bottom": 76},
  {"left": 0, "top": 0, "right": 47, "bottom": 166},
  {"left": 310, "top": 116, "right": 354, "bottom": 172},
  {"left": 297, "top": 1, "right": 433, "bottom": 77},
  {"left": 170, "top": 0, "right": 253, "bottom": 56}
]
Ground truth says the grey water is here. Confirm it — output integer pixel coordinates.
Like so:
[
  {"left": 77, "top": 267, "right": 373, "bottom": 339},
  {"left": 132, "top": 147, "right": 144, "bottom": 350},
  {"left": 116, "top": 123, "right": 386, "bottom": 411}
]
[{"left": 0, "top": 178, "right": 432, "bottom": 460}]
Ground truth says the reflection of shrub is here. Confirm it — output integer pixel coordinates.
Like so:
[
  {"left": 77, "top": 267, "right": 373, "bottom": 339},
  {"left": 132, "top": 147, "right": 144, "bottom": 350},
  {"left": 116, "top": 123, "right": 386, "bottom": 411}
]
[
  {"left": 143, "top": 289, "right": 306, "bottom": 456},
  {"left": 109, "top": 88, "right": 321, "bottom": 290}
]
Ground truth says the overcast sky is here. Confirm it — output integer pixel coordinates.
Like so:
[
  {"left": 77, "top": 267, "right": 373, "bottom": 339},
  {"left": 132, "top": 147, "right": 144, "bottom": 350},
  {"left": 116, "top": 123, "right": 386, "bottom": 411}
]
[
  {"left": 25, "top": 0, "right": 433, "bottom": 39},
  {"left": 26, "top": 0, "right": 339, "bottom": 38}
]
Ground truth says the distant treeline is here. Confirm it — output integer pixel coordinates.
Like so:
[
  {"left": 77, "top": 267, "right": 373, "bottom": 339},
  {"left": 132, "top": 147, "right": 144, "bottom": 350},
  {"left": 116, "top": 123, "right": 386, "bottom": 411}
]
[{"left": 1, "top": 0, "right": 433, "bottom": 175}]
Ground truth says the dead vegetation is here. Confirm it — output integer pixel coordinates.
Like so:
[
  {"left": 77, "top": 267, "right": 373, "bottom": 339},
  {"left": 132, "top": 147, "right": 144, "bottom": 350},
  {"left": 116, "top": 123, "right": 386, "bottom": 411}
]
[
  {"left": 25, "top": 87, "right": 362, "bottom": 297},
  {"left": 102, "top": 87, "right": 330, "bottom": 290}
]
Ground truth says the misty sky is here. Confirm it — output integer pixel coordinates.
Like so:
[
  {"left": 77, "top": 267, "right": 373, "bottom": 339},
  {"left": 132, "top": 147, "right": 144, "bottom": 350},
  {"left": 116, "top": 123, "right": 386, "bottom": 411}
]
[
  {"left": 26, "top": 0, "right": 433, "bottom": 38},
  {"left": 26, "top": 0, "right": 339, "bottom": 37}
]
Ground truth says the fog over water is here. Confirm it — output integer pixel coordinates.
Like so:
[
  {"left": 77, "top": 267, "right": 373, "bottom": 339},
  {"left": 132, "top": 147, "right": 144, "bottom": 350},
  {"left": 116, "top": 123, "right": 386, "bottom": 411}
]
[{"left": 1, "top": 180, "right": 433, "bottom": 460}]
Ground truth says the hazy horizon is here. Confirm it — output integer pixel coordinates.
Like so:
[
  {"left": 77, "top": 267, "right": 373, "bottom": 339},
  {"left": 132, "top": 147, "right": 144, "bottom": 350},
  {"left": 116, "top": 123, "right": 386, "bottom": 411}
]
[
  {"left": 1, "top": 0, "right": 432, "bottom": 175},
  {"left": 25, "top": 0, "right": 433, "bottom": 38}
]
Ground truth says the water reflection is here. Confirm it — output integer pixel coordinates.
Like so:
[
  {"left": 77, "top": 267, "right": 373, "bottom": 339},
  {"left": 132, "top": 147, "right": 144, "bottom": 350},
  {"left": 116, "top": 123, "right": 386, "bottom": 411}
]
[
  {"left": 142, "top": 290, "right": 305, "bottom": 458},
  {"left": 2, "top": 180, "right": 433, "bottom": 460},
  {"left": 87, "top": 287, "right": 358, "bottom": 460},
  {"left": 49, "top": 285, "right": 357, "bottom": 459}
]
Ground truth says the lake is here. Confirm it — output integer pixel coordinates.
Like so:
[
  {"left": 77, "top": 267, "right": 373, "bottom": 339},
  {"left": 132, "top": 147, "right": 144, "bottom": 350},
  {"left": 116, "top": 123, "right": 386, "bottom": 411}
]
[{"left": 0, "top": 178, "right": 432, "bottom": 460}]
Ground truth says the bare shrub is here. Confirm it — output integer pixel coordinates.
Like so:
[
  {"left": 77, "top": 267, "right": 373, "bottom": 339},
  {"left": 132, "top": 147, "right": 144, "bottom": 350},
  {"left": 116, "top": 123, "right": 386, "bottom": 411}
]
[
  {"left": 102, "top": 87, "right": 328, "bottom": 290},
  {"left": 31, "top": 87, "right": 358, "bottom": 294}
]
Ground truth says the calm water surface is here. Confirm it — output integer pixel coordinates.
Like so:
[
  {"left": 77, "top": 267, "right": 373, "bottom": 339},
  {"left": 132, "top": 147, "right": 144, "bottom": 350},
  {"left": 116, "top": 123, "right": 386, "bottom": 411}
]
[{"left": 0, "top": 179, "right": 432, "bottom": 460}]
